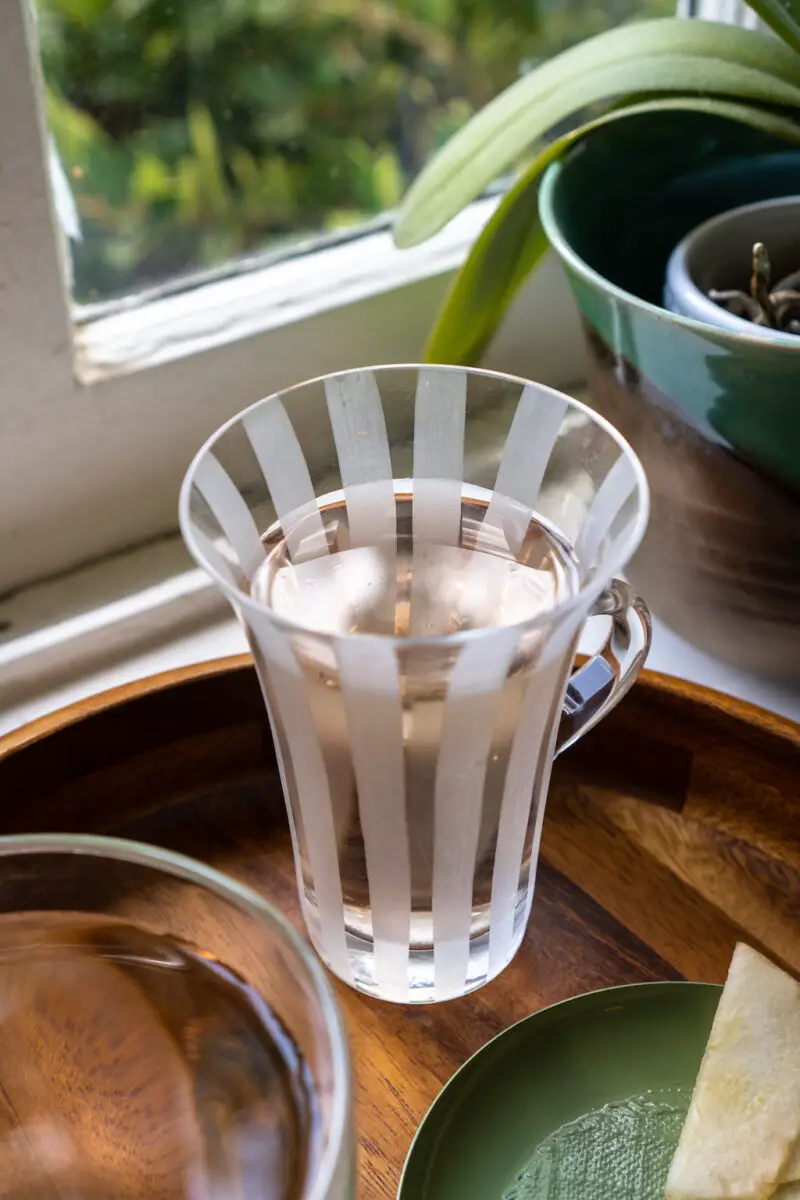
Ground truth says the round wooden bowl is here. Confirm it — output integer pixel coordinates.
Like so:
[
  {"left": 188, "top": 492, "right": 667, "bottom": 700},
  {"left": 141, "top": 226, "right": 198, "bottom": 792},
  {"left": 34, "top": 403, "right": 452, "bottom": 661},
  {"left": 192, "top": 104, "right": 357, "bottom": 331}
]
[{"left": 0, "top": 658, "right": 797, "bottom": 1197}]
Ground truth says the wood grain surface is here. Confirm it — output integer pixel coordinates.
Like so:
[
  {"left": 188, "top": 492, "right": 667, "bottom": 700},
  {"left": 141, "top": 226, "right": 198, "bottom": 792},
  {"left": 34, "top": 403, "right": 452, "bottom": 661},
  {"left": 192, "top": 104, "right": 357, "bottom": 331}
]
[{"left": 0, "top": 657, "right": 798, "bottom": 1198}]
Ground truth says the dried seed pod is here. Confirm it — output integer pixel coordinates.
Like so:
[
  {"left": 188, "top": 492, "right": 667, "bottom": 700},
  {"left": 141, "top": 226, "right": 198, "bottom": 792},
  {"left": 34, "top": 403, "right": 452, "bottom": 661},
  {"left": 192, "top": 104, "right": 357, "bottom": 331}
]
[
  {"left": 773, "top": 294, "right": 800, "bottom": 333},
  {"left": 705, "top": 240, "right": 800, "bottom": 335},
  {"left": 751, "top": 242, "right": 779, "bottom": 328},
  {"left": 707, "top": 289, "right": 762, "bottom": 320}
]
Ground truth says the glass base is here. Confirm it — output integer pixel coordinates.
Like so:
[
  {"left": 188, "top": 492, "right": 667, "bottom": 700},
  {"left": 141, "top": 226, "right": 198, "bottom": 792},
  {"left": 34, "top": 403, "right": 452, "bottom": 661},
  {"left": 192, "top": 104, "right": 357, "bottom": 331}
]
[{"left": 315, "top": 928, "right": 522, "bottom": 1004}]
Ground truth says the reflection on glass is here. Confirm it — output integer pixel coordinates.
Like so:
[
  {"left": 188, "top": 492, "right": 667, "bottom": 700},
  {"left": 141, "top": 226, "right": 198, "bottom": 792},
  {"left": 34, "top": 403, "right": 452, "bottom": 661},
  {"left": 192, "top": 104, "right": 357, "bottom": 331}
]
[{"left": 34, "top": 0, "right": 671, "bottom": 305}]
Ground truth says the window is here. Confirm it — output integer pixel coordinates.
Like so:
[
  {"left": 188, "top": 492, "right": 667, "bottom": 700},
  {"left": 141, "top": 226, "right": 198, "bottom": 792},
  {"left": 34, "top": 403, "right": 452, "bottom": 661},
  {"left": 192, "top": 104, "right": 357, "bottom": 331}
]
[
  {"left": 3, "top": 0, "right": 680, "bottom": 598},
  {"left": 40, "top": 0, "right": 671, "bottom": 307}
]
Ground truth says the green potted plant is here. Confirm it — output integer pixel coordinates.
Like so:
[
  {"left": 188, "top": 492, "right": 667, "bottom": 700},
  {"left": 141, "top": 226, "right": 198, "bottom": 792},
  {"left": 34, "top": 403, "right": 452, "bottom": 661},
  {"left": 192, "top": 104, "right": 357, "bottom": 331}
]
[{"left": 394, "top": 8, "right": 800, "bottom": 681}]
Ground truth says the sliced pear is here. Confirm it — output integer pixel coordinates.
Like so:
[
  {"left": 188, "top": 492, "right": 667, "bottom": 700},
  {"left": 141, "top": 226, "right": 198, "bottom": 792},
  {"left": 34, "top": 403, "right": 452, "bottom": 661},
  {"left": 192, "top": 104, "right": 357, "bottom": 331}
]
[
  {"left": 665, "top": 943, "right": 800, "bottom": 1200},
  {"left": 783, "top": 1138, "right": 800, "bottom": 1184}
]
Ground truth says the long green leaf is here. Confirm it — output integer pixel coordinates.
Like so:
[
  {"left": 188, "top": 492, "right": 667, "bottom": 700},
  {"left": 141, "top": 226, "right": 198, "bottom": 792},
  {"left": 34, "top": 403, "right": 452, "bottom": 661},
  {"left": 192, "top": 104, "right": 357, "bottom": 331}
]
[
  {"left": 424, "top": 98, "right": 800, "bottom": 366},
  {"left": 394, "top": 19, "right": 800, "bottom": 247},
  {"left": 744, "top": 0, "right": 800, "bottom": 55}
]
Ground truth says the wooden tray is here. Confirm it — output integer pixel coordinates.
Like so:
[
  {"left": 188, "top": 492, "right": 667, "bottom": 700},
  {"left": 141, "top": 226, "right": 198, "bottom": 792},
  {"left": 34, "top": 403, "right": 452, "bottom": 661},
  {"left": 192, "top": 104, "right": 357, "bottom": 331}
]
[{"left": 1, "top": 659, "right": 798, "bottom": 1198}]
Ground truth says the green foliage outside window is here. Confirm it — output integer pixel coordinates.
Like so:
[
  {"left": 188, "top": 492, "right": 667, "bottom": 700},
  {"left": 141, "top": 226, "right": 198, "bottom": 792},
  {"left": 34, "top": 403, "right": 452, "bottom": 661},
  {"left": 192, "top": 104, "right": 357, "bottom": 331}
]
[{"left": 36, "top": 0, "right": 671, "bottom": 303}]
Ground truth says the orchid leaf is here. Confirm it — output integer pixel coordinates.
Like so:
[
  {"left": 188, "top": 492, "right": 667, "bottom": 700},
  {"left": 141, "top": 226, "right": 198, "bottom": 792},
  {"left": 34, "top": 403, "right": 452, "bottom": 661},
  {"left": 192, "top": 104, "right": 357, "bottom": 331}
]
[
  {"left": 744, "top": 0, "right": 800, "bottom": 55},
  {"left": 393, "top": 19, "right": 800, "bottom": 247},
  {"left": 423, "top": 98, "right": 800, "bottom": 365}
]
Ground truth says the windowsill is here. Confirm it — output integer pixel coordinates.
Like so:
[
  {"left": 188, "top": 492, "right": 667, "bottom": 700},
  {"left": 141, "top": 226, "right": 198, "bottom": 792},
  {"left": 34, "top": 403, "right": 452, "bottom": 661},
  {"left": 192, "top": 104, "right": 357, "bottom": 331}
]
[{"left": 74, "top": 199, "right": 498, "bottom": 384}]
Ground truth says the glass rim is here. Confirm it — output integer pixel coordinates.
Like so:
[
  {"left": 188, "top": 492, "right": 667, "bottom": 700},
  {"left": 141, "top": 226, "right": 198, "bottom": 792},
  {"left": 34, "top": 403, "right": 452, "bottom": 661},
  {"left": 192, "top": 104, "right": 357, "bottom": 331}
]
[
  {"left": 179, "top": 363, "right": 651, "bottom": 647},
  {"left": 0, "top": 832, "right": 352, "bottom": 1200}
]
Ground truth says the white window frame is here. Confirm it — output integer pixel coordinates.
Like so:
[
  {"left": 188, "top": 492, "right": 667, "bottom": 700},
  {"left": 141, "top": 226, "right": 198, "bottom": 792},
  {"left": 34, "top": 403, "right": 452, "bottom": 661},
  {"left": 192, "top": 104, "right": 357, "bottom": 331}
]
[
  {"left": 687, "top": 0, "right": 765, "bottom": 26},
  {"left": 0, "top": 0, "right": 590, "bottom": 598}
]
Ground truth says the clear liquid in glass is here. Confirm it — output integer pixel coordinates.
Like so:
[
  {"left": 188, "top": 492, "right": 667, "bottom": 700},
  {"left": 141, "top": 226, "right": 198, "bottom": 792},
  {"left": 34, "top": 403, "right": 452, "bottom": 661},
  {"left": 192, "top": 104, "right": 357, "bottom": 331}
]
[
  {"left": 250, "top": 487, "right": 581, "bottom": 998},
  {"left": 255, "top": 488, "right": 578, "bottom": 638},
  {"left": 0, "top": 913, "right": 314, "bottom": 1199}
]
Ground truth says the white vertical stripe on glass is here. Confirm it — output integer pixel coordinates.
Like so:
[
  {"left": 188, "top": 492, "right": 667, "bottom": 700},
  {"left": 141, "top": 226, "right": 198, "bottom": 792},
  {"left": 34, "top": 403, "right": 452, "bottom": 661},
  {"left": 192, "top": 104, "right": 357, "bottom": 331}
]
[
  {"left": 412, "top": 367, "right": 467, "bottom": 547},
  {"left": 411, "top": 367, "right": 469, "bottom": 635},
  {"left": 243, "top": 397, "right": 328, "bottom": 564},
  {"left": 481, "top": 384, "right": 568, "bottom": 557},
  {"left": 249, "top": 639, "right": 307, "bottom": 911},
  {"left": 519, "top": 626, "right": 581, "bottom": 936},
  {"left": 432, "top": 628, "right": 519, "bottom": 1000},
  {"left": 488, "top": 667, "right": 550, "bottom": 974},
  {"left": 324, "top": 370, "right": 396, "bottom": 550},
  {"left": 248, "top": 611, "right": 352, "bottom": 983},
  {"left": 336, "top": 636, "right": 410, "bottom": 1001},
  {"left": 487, "top": 617, "right": 578, "bottom": 974},
  {"left": 192, "top": 453, "right": 265, "bottom": 581},
  {"left": 191, "top": 527, "right": 239, "bottom": 590},
  {"left": 574, "top": 451, "right": 638, "bottom": 572}
]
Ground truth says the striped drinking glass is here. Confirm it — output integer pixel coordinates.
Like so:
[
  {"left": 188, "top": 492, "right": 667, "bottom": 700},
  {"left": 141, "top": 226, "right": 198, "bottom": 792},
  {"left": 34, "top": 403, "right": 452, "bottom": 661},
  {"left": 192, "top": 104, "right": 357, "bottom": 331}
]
[{"left": 180, "top": 365, "right": 651, "bottom": 1003}]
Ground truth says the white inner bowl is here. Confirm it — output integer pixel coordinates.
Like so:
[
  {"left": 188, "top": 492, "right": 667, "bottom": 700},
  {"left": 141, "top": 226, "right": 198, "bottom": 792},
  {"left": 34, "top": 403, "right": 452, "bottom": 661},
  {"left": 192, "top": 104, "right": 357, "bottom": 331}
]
[{"left": 664, "top": 194, "right": 800, "bottom": 342}]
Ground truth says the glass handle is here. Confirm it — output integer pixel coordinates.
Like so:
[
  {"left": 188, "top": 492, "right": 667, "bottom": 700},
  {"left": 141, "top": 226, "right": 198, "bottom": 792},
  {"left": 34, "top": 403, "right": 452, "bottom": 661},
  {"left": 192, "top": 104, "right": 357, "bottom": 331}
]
[{"left": 555, "top": 578, "right": 652, "bottom": 756}]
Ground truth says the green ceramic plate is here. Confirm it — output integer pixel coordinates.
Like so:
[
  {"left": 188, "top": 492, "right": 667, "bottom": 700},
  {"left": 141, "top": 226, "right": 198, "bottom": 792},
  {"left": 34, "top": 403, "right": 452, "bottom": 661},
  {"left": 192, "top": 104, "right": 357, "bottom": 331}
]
[{"left": 399, "top": 982, "right": 722, "bottom": 1200}]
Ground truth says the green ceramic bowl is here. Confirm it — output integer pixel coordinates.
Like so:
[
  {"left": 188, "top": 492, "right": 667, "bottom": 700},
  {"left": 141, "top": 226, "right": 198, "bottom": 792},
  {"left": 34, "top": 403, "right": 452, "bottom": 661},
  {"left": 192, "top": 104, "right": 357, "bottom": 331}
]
[
  {"left": 539, "top": 112, "right": 800, "bottom": 491},
  {"left": 538, "top": 111, "right": 800, "bottom": 680},
  {"left": 399, "top": 981, "right": 721, "bottom": 1200}
]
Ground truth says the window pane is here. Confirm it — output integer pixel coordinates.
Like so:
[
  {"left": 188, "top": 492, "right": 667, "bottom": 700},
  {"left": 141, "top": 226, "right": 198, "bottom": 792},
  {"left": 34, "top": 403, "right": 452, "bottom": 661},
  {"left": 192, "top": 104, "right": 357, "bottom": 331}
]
[{"left": 35, "top": 0, "right": 672, "bottom": 305}]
